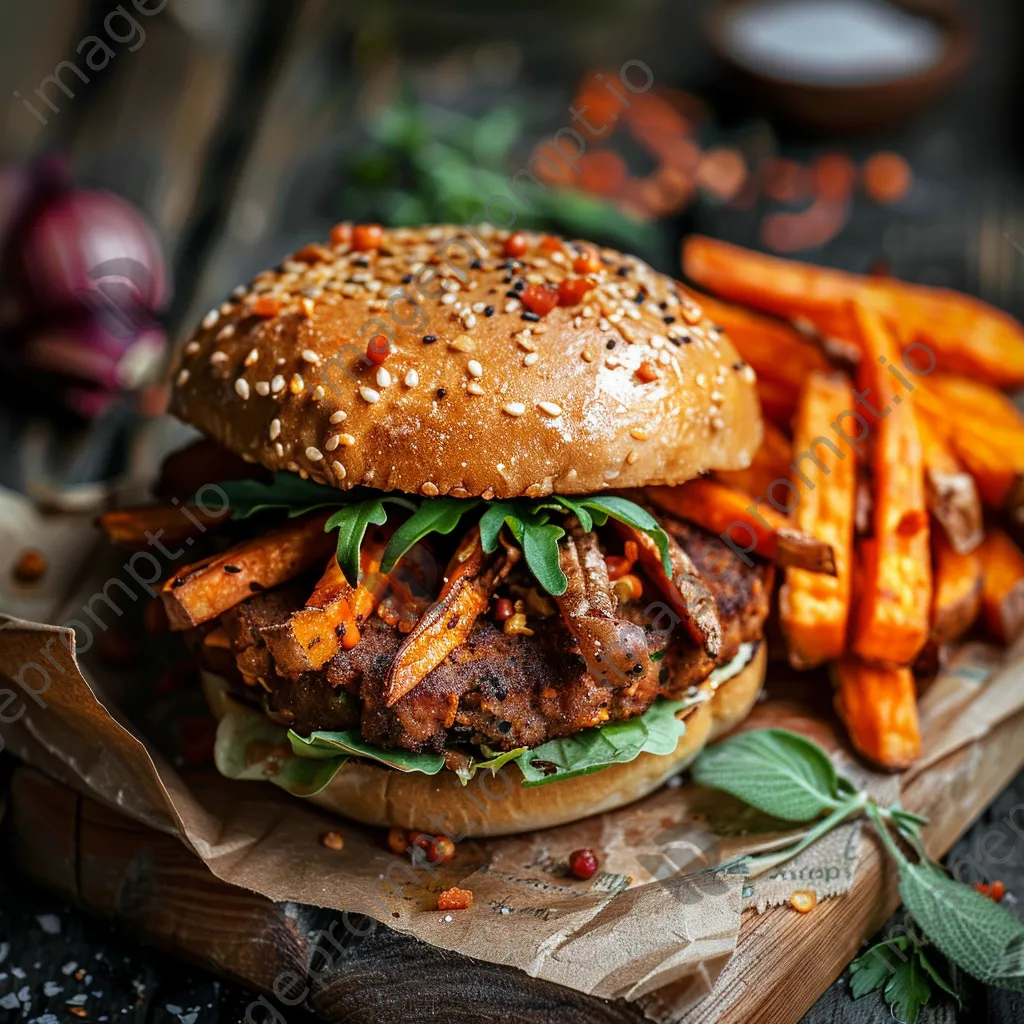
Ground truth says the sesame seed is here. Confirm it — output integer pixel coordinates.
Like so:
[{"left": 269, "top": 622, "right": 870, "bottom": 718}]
[
  {"left": 376, "top": 367, "right": 392, "bottom": 388},
  {"left": 581, "top": 349, "right": 594, "bottom": 362},
  {"left": 626, "top": 450, "right": 639, "bottom": 465},
  {"left": 504, "top": 300, "right": 520, "bottom": 314},
  {"left": 271, "top": 375, "right": 286, "bottom": 393},
  {"left": 421, "top": 482, "right": 440, "bottom": 497},
  {"left": 210, "top": 350, "right": 228, "bottom": 365},
  {"left": 695, "top": 373, "right": 708, "bottom": 389},
  {"left": 404, "top": 369, "right": 419, "bottom": 387},
  {"left": 462, "top": 312, "right": 477, "bottom": 329},
  {"left": 422, "top": 334, "right": 438, "bottom": 344},
  {"left": 269, "top": 418, "right": 281, "bottom": 440},
  {"left": 330, "top": 410, "right": 347, "bottom": 423},
  {"left": 255, "top": 381, "right": 270, "bottom": 396},
  {"left": 244, "top": 347, "right": 259, "bottom": 367},
  {"left": 537, "top": 401, "right": 562, "bottom": 417},
  {"left": 339, "top": 433, "right": 356, "bottom": 446},
  {"left": 202, "top": 309, "right": 219, "bottom": 329},
  {"left": 289, "top": 374, "right": 304, "bottom": 394},
  {"left": 503, "top": 402, "right": 526, "bottom": 417},
  {"left": 325, "top": 434, "right": 341, "bottom": 451},
  {"left": 331, "top": 460, "right": 347, "bottom": 480},
  {"left": 449, "top": 334, "right": 474, "bottom": 353},
  {"left": 523, "top": 352, "right": 539, "bottom": 367},
  {"left": 314, "top": 385, "right": 325, "bottom": 399},
  {"left": 467, "top": 359, "right": 483, "bottom": 378},
  {"left": 360, "top": 386, "right": 380, "bottom": 403},
  {"left": 441, "top": 293, "right": 457, "bottom": 305},
  {"left": 301, "top": 348, "right": 320, "bottom": 365},
  {"left": 176, "top": 369, "right": 190, "bottom": 386},
  {"left": 234, "top": 378, "right": 251, "bottom": 399},
  {"left": 466, "top": 382, "right": 484, "bottom": 396},
  {"left": 630, "top": 428, "right": 649, "bottom": 441},
  {"left": 185, "top": 340, "right": 200, "bottom": 356}
]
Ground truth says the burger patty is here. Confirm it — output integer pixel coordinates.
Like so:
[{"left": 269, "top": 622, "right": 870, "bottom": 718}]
[{"left": 210, "top": 517, "right": 772, "bottom": 754}]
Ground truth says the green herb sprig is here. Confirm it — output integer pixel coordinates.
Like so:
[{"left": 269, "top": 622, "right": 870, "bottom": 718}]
[
  {"left": 212, "top": 476, "right": 670, "bottom": 596},
  {"left": 691, "top": 729, "right": 1024, "bottom": 1002}
]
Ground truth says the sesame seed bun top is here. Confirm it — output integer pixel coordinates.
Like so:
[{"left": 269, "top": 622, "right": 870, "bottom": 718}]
[{"left": 170, "top": 224, "right": 762, "bottom": 499}]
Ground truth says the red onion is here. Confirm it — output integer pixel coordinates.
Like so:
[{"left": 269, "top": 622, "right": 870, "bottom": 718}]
[{"left": 18, "top": 188, "right": 168, "bottom": 319}]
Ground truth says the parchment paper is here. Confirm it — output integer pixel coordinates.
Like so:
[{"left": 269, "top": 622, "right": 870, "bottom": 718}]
[{"left": 0, "top": 482, "right": 1022, "bottom": 1023}]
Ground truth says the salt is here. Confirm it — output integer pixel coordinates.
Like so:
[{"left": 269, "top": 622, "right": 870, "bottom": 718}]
[{"left": 722, "top": 0, "right": 946, "bottom": 86}]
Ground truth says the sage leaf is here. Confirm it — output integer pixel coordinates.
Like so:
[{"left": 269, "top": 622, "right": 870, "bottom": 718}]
[
  {"left": 690, "top": 728, "right": 848, "bottom": 821},
  {"left": 850, "top": 937, "right": 908, "bottom": 998},
  {"left": 898, "top": 861, "right": 1024, "bottom": 989}
]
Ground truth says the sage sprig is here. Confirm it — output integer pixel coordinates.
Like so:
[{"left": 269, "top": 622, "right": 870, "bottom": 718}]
[{"left": 691, "top": 728, "right": 1024, "bottom": 995}]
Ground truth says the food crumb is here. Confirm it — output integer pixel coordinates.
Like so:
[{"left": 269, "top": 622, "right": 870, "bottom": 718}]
[
  {"left": 790, "top": 890, "right": 817, "bottom": 913},
  {"left": 437, "top": 886, "right": 473, "bottom": 911},
  {"left": 321, "top": 831, "right": 345, "bottom": 851},
  {"left": 13, "top": 548, "right": 47, "bottom": 582}
]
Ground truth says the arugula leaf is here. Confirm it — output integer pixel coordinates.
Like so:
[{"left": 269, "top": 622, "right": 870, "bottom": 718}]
[
  {"left": 691, "top": 728, "right": 849, "bottom": 821},
  {"left": 213, "top": 697, "right": 346, "bottom": 797},
  {"left": 556, "top": 494, "right": 672, "bottom": 576},
  {"left": 379, "top": 498, "right": 479, "bottom": 574},
  {"left": 326, "top": 496, "right": 415, "bottom": 585},
  {"left": 215, "top": 474, "right": 346, "bottom": 520},
  {"left": 479, "top": 500, "right": 568, "bottom": 595},
  {"left": 478, "top": 500, "right": 524, "bottom": 553},
  {"left": 896, "top": 860, "right": 1024, "bottom": 989},
  {"left": 451, "top": 746, "right": 529, "bottom": 785},
  {"left": 516, "top": 697, "right": 689, "bottom": 786},
  {"left": 288, "top": 728, "right": 445, "bottom": 774}
]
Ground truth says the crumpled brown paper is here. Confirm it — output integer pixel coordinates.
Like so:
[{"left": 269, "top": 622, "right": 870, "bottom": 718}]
[{"left": 0, "top": 485, "right": 1022, "bottom": 1023}]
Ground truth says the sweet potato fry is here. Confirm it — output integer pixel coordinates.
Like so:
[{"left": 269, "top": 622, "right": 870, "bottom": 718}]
[
  {"left": 976, "top": 529, "right": 1024, "bottom": 643},
  {"left": 384, "top": 529, "right": 520, "bottom": 705},
  {"left": 833, "top": 658, "right": 922, "bottom": 770},
  {"left": 779, "top": 373, "right": 856, "bottom": 668},
  {"left": 915, "top": 399, "right": 1024, "bottom": 514},
  {"left": 756, "top": 376, "right": 800, "bottom": 427},
  {"left": 264, "top": 530, "right": 393, "bottom": 674},
  {"left": 691, "top": 289, "right": 832, "bottom": 395},
  {"left": 646, "top": 480, "right": 836, "bottom": 574},
  {"left": 924, "top": 374, "right": 1024, "bottom": 436},
  {"left": 682, "top": 235, "right": 1024, "bottom": 386},
  {"left": 97, "top": 504, "right": 229, "bottom": 547},
  {"left": 929, "top": 531, "right": 983, "bottom": 646},
  {"left": 160, "top": 512, "right": 334, "bottom": 630},
  {"left": 613, "top": 520, "right": 722, "bottom": 657},
  {"left": 849, "top": 306, "right": 931, "bottom": 666},
  {"left": 915, "top": 414, "right": 984, "bottom": 554},
  {"left": 714, "top": 421, "right": 792, "bottom": 499}
]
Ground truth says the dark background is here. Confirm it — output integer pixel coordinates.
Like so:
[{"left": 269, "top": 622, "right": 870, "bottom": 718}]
[{"left": 0, "top": 0, "right": 1022, "bottom": 1021}]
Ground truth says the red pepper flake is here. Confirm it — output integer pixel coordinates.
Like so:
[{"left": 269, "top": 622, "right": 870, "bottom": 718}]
[
  {"left": 438, "top": 886, "right": 473, "bottom": 911},
  {"left": 635, "top": 360, "right": 660, "bottom": 383},
  {"left": 352, "top": 223, "right": 383, "bottom": 251},
  {"left": 504, "top": 232, "right": 528, "bottom": 257},
  {"left": 568, "top": 848, "right": 598, "bottom": 880},
  {"left": 975, "top": 880, "right": 1007, "bottom": 902},
  {"left": 494, "top": 597, "right": 514, "bottom": 622},
  {"left": 539, "top": 234, "right": 563, "bottom": 254},
  {"left": 13, "top": 547, "right": 47, "bottom": 582},
  {"left": 329, "top": 221, "right": 353, "bottom": 247},
  {"left": 252, "top": 295, "right": 282, "bottom": 318},
  {"left": 522, "top": 283, "right": 558, "bottom": 317},
  {"left": 557, "top": 276, "right": 593, "bottom": 307},
  {"left": 573, "top": 249, "right": 601, "bottom": 274},
  {"left": 293, "top": 243, "right": 332, "bottom": 264},
  {"left": 366, "top": 334, "right": 390, "bottom": 365}
]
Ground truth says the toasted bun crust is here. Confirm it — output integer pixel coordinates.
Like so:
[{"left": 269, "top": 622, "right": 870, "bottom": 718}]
[
  {"left": 206, "top": 643, "right": 765, "bottom": 837},
  {"left": 171, "top": 225, "right": 762, "bottom": 499}
]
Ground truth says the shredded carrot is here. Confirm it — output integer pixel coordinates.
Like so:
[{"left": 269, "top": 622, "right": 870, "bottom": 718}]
[
  {"left": 780, "top": 373, "right": 857, "bottom": 668},
  {"left": 833, "top": 658, "right": 921, "bottom": 769},
  {"left": 849, "top": 306, "right": 931, "bottom": 666}
]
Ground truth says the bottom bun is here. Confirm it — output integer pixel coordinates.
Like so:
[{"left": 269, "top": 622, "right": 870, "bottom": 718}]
[{"left": 207, "top": 643, "right": 765, "bottom": 837}]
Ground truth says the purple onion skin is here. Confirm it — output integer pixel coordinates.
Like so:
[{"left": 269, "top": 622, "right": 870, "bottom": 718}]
[{"left": 19, "top": 188, "right": 168, "bottom": 321}]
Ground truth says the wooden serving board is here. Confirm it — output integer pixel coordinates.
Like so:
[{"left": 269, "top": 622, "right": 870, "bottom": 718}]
[{"left": 4, "top": 687, "right": 1024, "bottom": 1024}]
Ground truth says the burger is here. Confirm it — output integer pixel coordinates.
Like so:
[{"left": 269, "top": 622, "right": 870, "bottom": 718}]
[{"left": 109, "top": 224, "right": 772, "bottom": 837}]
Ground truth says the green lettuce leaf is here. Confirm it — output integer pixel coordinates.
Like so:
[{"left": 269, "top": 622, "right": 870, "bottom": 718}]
[
  {"left": 213, "top": 696, "right": 347, "bottom": 797},
  {"left": 215, "top": 474, "right": 345, "bottom": 519},
  {"left": 288, "top": 728, "right": 445, "bottom": 774},
  {"left": 379, "top": 498, "right": 480, "bottom": 574}
]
